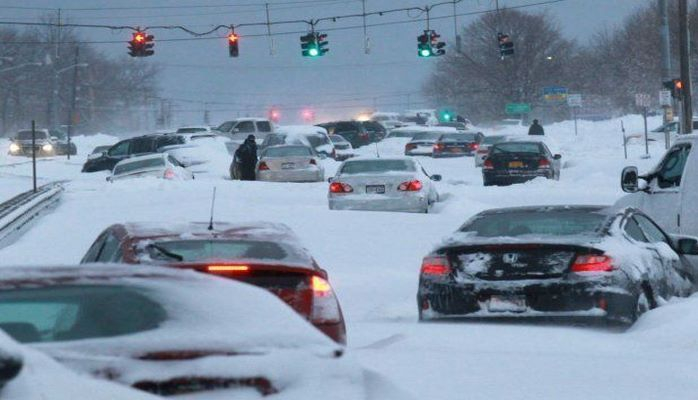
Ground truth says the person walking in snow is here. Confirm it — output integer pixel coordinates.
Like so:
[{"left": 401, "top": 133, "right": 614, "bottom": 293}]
[
  {"left": 236, "top": 135, "right": 258, "bottom": 181},
  {"left": 528, "top": 119, "right": 545, "bottom": 136}
]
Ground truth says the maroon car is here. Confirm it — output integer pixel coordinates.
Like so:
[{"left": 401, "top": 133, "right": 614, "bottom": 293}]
[{"left": 80, "top": 221, "right": 347, "bottom": 344}]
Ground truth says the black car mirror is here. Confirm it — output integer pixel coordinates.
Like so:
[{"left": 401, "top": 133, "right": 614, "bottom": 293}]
[
  {"left": 553, "top": 154, "right": 562, "bottom": 160},
  {"left": 0, "top": 354, "right": 23, "bottom": 389},
  {"left": 677, "top": 237, "right": 698, "bottom": 255},
  {"left": 621, "top": 166, "right": 639, "bottom": 193},
  {"left": 327, "top": 177, "right": 334, "bottom": 183},
  {"left": 430, "top": 174, "right": 442, "bottom": 182}
]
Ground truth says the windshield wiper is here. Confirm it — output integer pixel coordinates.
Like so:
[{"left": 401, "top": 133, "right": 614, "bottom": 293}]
[{"left": 147, "top": 244, "right": 184, "bottom": 262}]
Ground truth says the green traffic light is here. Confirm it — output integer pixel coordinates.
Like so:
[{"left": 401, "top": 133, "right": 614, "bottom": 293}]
[
  {"left": 419, "top": 48, "right": 432, "bottom": 57},
  {"left": 443, "top": 113, "right": 451, "bottom": 121},
  {"left": 309, "top": 47, "right": 319, "bottom": 57}
]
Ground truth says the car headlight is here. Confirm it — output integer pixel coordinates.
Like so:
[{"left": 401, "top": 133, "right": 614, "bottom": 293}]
[
  {"left": 42, "top": 144, "right": 53, "bottom": 152},
  {"left": 9, "top": 143, "right": 20, "bottom": 153}
]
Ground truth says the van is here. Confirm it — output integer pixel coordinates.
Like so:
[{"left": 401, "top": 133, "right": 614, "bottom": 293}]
[{"left": 617, "top": 134, "right": 697, "bottom": 235}]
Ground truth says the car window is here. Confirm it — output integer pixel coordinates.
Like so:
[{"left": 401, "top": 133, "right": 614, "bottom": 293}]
[
  {"left": 81, "top": 234, "right": 107, "bottom": 263},
  {"left": 460, "top": 209, "right": 607, "bottom": 237},
  {"left": 96, "top": 233, "right": 121, "bottom": 262},
  {"left": 305, "top": 134, "right": 330, "bottom": 147},
  {"left": 113, "top": 157, "right": 166, "bottom": 175},
  {"left": 634, "top": 215, "right": 670, "bottom": 244},
  {"left": 156, "top": 135, "right": 185, "bottom": 148},
  {"left": 340, "top": 159, "right": 416, "bottom": 174},
  {"left": 655, "top": 144, "right": 691, "bottom": 189},
  {"left": 491, "top": 142, "right": 542, "bottom": 155},
  {"left": 16, "top": 130, "right": 49, "bottom": 140},
  {"left": 108, "top": 141, "right": 130, "bottom": 157},
  {"left": 141, "top": 239, "right": 312, "bottom": 265},
  {"left": 256, "top": 121, "right": 272, "bottom": 132},
  {"left": 330, "top": 135, "right": 348, "bottom": 143},
  {"left": 412, "top": 132, "right": 441, "bottom": 141},
  {"left": 263, "top": 146, "right": 313, "bottom": 157},
  {"left": 439, "top": 133, "right": 477, "bottom": 142},
  {"left": 623, "top": 218, "right": 648, "bottom": 242},
  {"left": 482, "top": 136, "right": 507, "bottom": 145},
  {"left": 130, "top": 138, "right": 156, "bottom": 154},
  {"left": 167, "top": 155, "right": 183, "bottom": 167},
  {"left": 335, "top": 122, "right": 360, "bottom": 132},
  {"left": 176, "top": 127, "right": 207, "bottom": 133},
  {"left": 235, "top": 121, "right": 256, "bottom": 133},
  {"left": 218, "top": 121, "right": 234, "bottom": 132},
  {"left": 389, "top": 130, "right": 418, "bottom": 138}
]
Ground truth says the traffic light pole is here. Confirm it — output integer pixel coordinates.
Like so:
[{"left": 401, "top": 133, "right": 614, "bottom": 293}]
[
  {"left": 679, "top": 0, "right": 692, "bottom": 134},
  {"left": 67, "top": 46, "right": 79, "bottom": 160}
]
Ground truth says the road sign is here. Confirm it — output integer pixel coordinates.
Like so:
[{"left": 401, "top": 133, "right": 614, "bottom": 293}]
[
  {"left": 505, "top": 103, "right": 531, "bottom": 115},
  {"left": 635, "top": 93, "right": 651, "bottom": 108},
  {"left": 567, "top": 94, "right": 582, "bottom": 107},
  {"left": 659, "top": 90, "right": 672, "bottom": 106},
  {"left": 543, "top": 86, "right": 568, "bottom": 102}
]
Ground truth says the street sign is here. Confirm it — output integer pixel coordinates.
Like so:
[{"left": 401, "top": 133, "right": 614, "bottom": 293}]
[
  {"left": 659, "top": 90, "right": 672, "bottom": 106},
  {"left": 505, "top": 103, "right": 531, "bottom": 115},
  {"left": 567, "top": 93, "right": 582, "bottom": 107},
  {"left": 635, "top": 93, "right": 651, "bottom": 108},
  {"left": 543, "top": 86, "right": 568, "bottom": 102}
]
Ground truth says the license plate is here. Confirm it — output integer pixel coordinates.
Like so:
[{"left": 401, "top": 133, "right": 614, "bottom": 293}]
[
  {"left": 366, "top": 185, "right": 385, "bottom": 194},
  {"left": 487, "top": 295, "right": 527, "bottom": 313},
  {"left": 508, "top": 161, "right": 524, "bottom": 168},
  {"left": 281, "top": 162, "right": 295, "bottom": 170},
  {"left": 450, "top": 148, "right": 462, "bottom": 153}
]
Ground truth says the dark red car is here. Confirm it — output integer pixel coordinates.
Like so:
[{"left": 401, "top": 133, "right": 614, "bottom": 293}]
[{"left": 80, "top": 221, "right": 347, "bottom": 344}]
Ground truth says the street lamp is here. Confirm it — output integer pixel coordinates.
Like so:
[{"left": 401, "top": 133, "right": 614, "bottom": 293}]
[
  {"left": 55, "top": 62, "right": 88, "bottom": 160},
  {"left": 0, "top": 62, "right": 42, "bottom": 73},
  {"left": 48, "top": 62, "right": 88, "bottom": 133}
]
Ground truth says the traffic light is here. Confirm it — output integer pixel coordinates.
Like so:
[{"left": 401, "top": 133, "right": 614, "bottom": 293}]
[
  {"left": 498, "top": 32, "right": 514, "bottom": 58},
  {"left": 228, "top": 32, "right": 239, "bottom": 57},
  {"left": 417, "top": 31, "right": 432, "bottom": 57},
  {"left": 672, "top": 79, "right": 683, "bottom": 99},
  {"left": 128, "top": 30, "right": 154, "bottom": 57},
  {"left": 268, "top": 107, "right": 281, "bottom": 123},
  {"left": 300, "top": 32, "right": 328, "bottom": 57},
  {"left": 430, "top": 31, "right": 446, "bottom": 56}
]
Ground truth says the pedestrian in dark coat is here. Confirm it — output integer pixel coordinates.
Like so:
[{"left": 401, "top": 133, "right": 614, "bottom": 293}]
[
  {"left": 528, "top": 119, "right": 545, "bottom": 136},
  {"left": 236, "top": 135, "right": 258, "bottom": 181}
]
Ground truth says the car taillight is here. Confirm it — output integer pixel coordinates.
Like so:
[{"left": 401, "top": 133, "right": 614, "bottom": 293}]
[
  {"left": 469, "top": 143, "right": 479, "bottom": 150},
  {"left": 571, "top": 255, "right": 614, "bottom": 273},
  {"left": 258, "top": 162, "right": 270, "bottom": 171},
  {"left": 310, "top": 275, "right": 341, "bottom": 324},
  {"left": 329, "top": 182, "right": 353, "bottom": 193},
  {"left": 483, "top": 159, "right": 494, "bottom": 170},
  {"left": 309, "top": 159, "right": 317, "bottom": 165},
  {"left": 538, "top": 158, "right": 550, "bottom": 168},
  {"left": 163, "top": 169, "right": 176, "bottom": 179},
  {"left": 360, "top": 133, "right": 369, "bottom": 139},
  {"left": 420, "top": 256, "right": 451, "bottom": 276},
  {"left": 433, "top": 143, "right": 444, "bottom": 151},
  {"left": 477, "top": 148, "right": 488, "bottom": 154},
  {"left": 398, "top": 180, "right": 422, "bottom": 191},
  {"left": 405, "top": 143, "right": 417, "bottom": 150},
  {"left": 207, "top": 265, "right": 250, "bottom": 273}
]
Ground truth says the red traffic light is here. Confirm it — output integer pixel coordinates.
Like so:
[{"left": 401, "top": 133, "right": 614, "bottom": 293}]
[
  {"left": 228, "top": 33, "right": 239, "bottom": 43},
  {"left": 134, "top": 33, "right": 145, "bottom": 43}
]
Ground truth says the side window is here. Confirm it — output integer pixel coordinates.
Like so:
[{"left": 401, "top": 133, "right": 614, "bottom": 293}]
[
  {"left": 623, "top": 218, "right": 648, "bottom": 242},
  {"left": 130, "top": 138, "right": 156, "bottom": 154},
  {"left": 256, "top": 121, "right": 272, "bottom": 132},
  {"left": 168, "top": 155, "right": 182, "bottom": 167},
  {"left": 634, "top": 215, "right": 670, "bottom": 244},
  {"left": 655, "top": 144, "right": 691, "bottom": 189},
  {"left": 218, "top": 122, "right": 234, "bottom": 133},
  {"left": 97, "top": 233, "right": 121, "bottom": 262},
  {"left": 81, "top": 234, "right": 108, "bottom": 263},
  {"left": 108, "top": 141, "right": 130, "bottom": 157},
  {"left": 235, "top": 121, "right": 256, "bottom": 133}
]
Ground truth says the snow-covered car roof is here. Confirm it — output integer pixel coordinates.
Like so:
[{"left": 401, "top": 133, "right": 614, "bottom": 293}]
[
  {"left": 119, "top": 221, "right": 299, "bottom": 242},
  {"left": 276, "top": 125, "right": 329, "bottom": 136}
]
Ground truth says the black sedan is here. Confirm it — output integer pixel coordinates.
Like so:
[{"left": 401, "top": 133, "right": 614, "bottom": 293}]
[
  {"left": 482, "top": 140, "right": 561, "bottom": 185},
  {"left": 432, "top": 132, "right": 484, "bottom": 158},
  {"left": 417, "top": 205, "right": 698, "bottom": 324}
]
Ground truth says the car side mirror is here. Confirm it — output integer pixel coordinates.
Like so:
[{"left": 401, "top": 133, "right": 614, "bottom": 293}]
[
  {"left": 0, "top": 355, "right": 23, "bottom": 388},
  {"left": 621, "top": 166, "right": 639, "bottom": 193},
  {"left": 327, "top": 177, "right": 334, "bottom": 183},
  {"left": 106, "top": 176, "right": 112, "bottom": 182},
  {"left": 232, "top": 128, "right": 240, "bottom": 134},
  {"left": 676, "top": 237, "right": 698, "bottom": 255},
  {"left": 430, "top": 174, "right": 442, "bottom": 182},
  {"left": 553, "top": 154, "right": 562, "bottom": 160}
]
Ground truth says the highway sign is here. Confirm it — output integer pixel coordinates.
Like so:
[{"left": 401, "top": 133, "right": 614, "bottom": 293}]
[
  {"left": 505, "top": 103, "right": 531, "bottom": 115},
  {"left": 543, "top": 86, "right": 568, "bottom": 102},
  {"left": 567, "top": 94, "right": 582, "bottom": 107}
]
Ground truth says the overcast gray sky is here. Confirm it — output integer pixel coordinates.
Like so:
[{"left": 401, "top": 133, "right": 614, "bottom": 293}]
[{"left": 2, "top": 0, "right": 645, "bottom": 125}]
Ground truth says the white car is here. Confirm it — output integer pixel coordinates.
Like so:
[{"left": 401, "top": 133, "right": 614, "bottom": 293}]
[
  {"left": 109, "top": 153, "right": 194, "bottom": 182},
  {"left": 474, "top": 135, "right": 514, "bottom": 167},
  {"left": 257, "top": 145, "right": 325, "bottom": 182},
  {"left": 264, "top": 125, "right": 336, "bottom": 159},
  {"left": 328, "top": 157, "right": 441, "bottom": 213},
  {"left": 175, "top": 125, "right": 220, "bottom": 134}
]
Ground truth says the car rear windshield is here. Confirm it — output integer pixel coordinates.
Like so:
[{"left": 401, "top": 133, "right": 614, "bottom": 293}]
[
  {"left": 114, "top": 157, "right": 165, "bottom": 175},
  {"left": 459, "top": 209, "right": 608, "bottom": 237},
  {"left": 329, "top": 135, "right": 348, "bottom": 143},
  {"left": 304, "top": 134, "right": 330, "bottom": 147},
  {"left": 0, "top": 285, "right": 166, "bottom": 343},
  {"left": 491, "top": 142, "right": 541, "bottom": 154},
  {"left": 482, "top": 136, "right": 508, "bottom": 145},
  {"left": 176, "top": 128, "right": 207, "bottom": 133},
  {"left": 142, "top": 239, "right": 312, "bottom": 265},
  {"left": 16, "top": 130, "right": 48, "bottom": 140},
  {"left": 263, "top": 146, "right": 312, "bottom": 157},
  {"left": 340, "top": 159, "right": 415, "bottom": 174},
  {"left": 411, "top": 132, "right": 441, "bottom": 141},
  {"left": 388, "top": 130, "right": 418, "bottom": 138},
  {"left": 440, "top": 133, "right": 476, "bottom": 142}
]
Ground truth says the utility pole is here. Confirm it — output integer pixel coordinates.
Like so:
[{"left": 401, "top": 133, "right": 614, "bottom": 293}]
[
  {"left": 659, "top": 0, "right": 673, "bottom": 147},
  {"left": 679, "top": 0, "right": 693, "bottom": 134},
  {"left": 66, "top": 46, "right": 79, "bottom": 160}
]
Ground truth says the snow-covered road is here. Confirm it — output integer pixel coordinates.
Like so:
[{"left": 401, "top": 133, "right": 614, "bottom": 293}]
[{"left": 1, "top": 116, "right": 697, "bottom": 399}]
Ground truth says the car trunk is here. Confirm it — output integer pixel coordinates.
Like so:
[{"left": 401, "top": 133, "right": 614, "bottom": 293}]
[
  {"left": 112, "top": 168, "right": 165, "bottom": 180},
  {"left": 261, "top": 156, "right": 314, "bottom": 171},
  {"left": 338, "top": 173, "right": 417, "bottom": 195},
  {"left": 445, "top": 244, "right": 599, "bottom": 281},
  {"left": 489, "top": 152, "right": 543, "bottom": 171},
  {"left": 437, "top": 141, "right": 476, "bottom": 154}
]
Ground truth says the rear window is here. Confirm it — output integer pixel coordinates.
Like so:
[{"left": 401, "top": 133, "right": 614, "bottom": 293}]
[
  {"left": 412, "top": 132, "right": 441, "bottom": 141},
  {"left": 263, "top": 146, "right": 312, "bottom": 157},
  {"left": 340, "top": 159, "right": 415, "bottom": 174},
  {"left": 16, "top": 130, "right": 48, "bottom": 140},
  {"left": 483, "top": 136, "right": 508, "bottom": 145},
  {"left": 460, "top": 209, "right": 607, "bottom": 237},
  {"left": 0, "top": 285, "right": 166, "bottom": 343},
  {"left": 362, "top": 121, "right": 385, "bottom": 132},
  {"left": 176, "top": 128, "right": 207, "bottom": 133},
  {"left": 388, "top": 130, "right": 418, "bottom": 138},
  {"left": 440, "top": 133, "right": 476, "bottom": 142},
  {"left": 156, "top": 135, "right": 185, "bottom": 148},
  {"left": 256, "top": 121, "right": 272, "bottom": 132},
  {"left": 114, "top": 157, "right": 165, "bottom": 175},
  {"left": 491, "top": 142, "right": 542, "bottom": 155},
  {"left": 330, "top": 135, "right": 348, "bottom": 143},
  {"left": 305, "top": 134, "right": 330, "bottom": 147},
  {"left": 335, "top": 122, "right": 360, "bottom": 132},
  {"left": 141, "top": 239, "right": 312, "bottom": 265}
]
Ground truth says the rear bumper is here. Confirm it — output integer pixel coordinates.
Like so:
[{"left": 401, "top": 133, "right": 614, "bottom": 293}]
[
  {"left": 257, "top": 170, "right": 323, "bottom": 182},
  {"left": 315, "top": 321, "right": 347, "bottom": 345},
  {"left": 483, "top": 170, "right": 552, "bottom": 184},
  {"left": 405, "top": 147, "right": 433, "bottom": 156},
  {"left": 329, "top": 194, "right": 428, "bottom": 213},
  {"left": 432, "top": 150, "right": 475, "bottom": 158},
  {"left": 418, "top": 280, "right": 636, "bottom": 322}
]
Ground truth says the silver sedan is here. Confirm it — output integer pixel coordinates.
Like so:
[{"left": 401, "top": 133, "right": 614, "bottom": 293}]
[
  {"left": 256, "top": 145, "right": 325, "bottom": 182},
  {"left": 328, "top": 157, "right": 441, "bottom": 213}
]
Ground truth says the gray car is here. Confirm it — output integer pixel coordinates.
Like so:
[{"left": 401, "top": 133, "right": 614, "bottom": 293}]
[
  {"left": 328, "top": 157, "right": 441, "bottom": 213},
  {"left": 256, "top": 145, "right": 325, "bottom": 183}
]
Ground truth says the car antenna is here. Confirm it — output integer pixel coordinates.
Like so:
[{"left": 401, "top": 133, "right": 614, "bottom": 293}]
[
  {"left": 208, "top": 187, "right": 217, "bottom": 231},
  {"left": 375, "top": 142, "right": 380, "bottom": 158}
]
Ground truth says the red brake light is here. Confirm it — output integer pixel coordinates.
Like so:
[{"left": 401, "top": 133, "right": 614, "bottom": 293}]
[
  {"left": 469, "top": 143, "right": 479, "bottom": 150},
  {"left": 421, "top": 256, "right": 451, "bottom": 276},
  {"left": 207, "top": 265, "right": 249, "bottom": 273},
  {"left": 433, "top": 143, "right": 444, "bottom": 150},
  {"left": 329, "top": 182, "right": 353, "bottom": 193},
  {"left": 310, "top": 275, "right": 341, "bottom": 324},
  {"left": 483, "top": 159, "right": 494, "bottom": 170},
  {"left": 538, "top": 158, "right": 550, "bottom": 168},
  {"left": 398, "top": 180, "right": 422, "bottom": 191},
  {"left": 571, "top": 255, "right": 614, "bottom": 273},
  {"left": 309, "top": 159, "right": 317, "bottom": 165},
  {"left": 258, "top": 162, "right": 270, "bottom": 171},
  {"left": 311, "top": 275, "right": 332, "bottom": 297},
  {"left": 163, "top": 169, "right": 176, "bottom": 179},
  {"left": 405, "top": 143, "right": 417, "bottom": 150}
]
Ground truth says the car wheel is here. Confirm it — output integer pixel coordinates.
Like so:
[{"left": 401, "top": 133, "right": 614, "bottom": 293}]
[
  {"left": 483, "top": 177, "right": 492, "bottom": 186},
  {"left": 632, "top": 291, "right": 650, "bottom": 322}
]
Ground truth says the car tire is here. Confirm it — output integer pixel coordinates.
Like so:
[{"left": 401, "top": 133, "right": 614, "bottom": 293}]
[{"left": 483, "top": 177, "right": 493, "bottom": 186}]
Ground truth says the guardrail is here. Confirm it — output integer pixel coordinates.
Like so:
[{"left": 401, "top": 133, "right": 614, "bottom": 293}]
[{"left": 0, "top": 182, "right": 64, "bottom": 249}]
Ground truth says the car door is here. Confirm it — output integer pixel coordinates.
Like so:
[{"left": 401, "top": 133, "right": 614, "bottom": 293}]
[
  {"left": 104, "top": 140, "right": 131, "bottom": 170},
  {"left": 234, "top": 120, "right": 256, "bottom": 135},
  {"left": 634, "top": 213, "right": 693, "bottom": 297},
  {"left": 255, "top": 121, "right": 272, "bottom": 141},
  {"left": 641, "top": 143, "right": 691, "bottom": 234}
]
